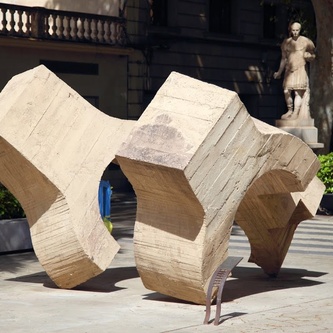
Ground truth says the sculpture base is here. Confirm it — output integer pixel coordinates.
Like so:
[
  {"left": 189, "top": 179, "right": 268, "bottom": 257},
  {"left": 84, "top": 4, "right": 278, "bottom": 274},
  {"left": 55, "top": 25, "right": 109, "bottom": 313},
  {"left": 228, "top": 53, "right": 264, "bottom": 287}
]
[{"left": 275, "top": 118, "right": 324, "bottom": 149}]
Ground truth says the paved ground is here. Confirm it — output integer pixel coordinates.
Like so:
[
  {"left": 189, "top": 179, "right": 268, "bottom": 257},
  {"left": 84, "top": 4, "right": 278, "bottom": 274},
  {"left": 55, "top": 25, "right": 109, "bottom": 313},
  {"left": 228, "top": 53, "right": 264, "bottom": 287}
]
[{"left": 0, "top": 191, "right": 332, "bottom": 333}]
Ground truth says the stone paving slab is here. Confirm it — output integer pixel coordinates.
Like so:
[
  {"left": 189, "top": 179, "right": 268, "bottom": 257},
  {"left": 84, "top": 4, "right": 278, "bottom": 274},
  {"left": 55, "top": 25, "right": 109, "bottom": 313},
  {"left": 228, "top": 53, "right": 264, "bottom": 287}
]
[{"left": 0, "top": 194, "right": 332, "bottom": 333}]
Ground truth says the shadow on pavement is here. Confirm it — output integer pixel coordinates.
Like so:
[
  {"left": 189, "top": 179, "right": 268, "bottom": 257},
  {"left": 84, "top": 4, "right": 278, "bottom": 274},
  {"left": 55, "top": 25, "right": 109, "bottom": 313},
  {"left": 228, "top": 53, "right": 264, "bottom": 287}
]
[
  {"left": 211, "top": 311, "right": 247, "bottom": 326},
  {"left": 222, "top": 266, "right": 327, "bottom": 302},
  {"left": 6, "top": 266, "right": 139, "bottom": 293},
  {"left": 0, "top": 250, "right": 35, "bottom": 273},
  {"left": 142, "top": 265, "right": 327, "bottom": 305}
]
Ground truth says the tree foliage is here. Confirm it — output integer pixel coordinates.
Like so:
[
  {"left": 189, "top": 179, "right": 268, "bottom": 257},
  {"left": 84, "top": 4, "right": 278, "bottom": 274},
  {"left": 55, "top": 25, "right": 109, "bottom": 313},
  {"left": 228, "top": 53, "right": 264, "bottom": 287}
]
[
  {"left": 261, "top": 0, "right": 316, "bottom": 40},
  {"left": 317, "top": 152, "right": 333, "bottom": 193}
]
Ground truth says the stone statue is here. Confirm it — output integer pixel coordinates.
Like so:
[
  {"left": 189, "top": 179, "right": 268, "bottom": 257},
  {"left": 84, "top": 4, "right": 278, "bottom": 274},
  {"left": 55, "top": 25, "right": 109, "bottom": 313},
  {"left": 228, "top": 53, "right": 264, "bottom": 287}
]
[{"left": 274, "top": 22, "right": 316, "bottom": 120}]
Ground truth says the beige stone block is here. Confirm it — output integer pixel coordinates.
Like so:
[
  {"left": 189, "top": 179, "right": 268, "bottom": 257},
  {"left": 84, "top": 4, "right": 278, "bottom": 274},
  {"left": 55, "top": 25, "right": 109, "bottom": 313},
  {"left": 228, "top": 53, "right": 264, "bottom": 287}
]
[
  {"left": 0, "top": 65, "right": 135, "bottom": 288},
  {"left": 116, "top": 72, "right": 325, "bottom": 304}
]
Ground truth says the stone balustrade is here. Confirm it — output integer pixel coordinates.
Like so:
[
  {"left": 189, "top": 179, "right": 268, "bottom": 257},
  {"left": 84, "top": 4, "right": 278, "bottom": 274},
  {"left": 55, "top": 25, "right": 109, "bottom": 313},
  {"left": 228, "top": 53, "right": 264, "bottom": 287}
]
[{"left": 0, "top": 2, "right": 127, "bottom": 45}]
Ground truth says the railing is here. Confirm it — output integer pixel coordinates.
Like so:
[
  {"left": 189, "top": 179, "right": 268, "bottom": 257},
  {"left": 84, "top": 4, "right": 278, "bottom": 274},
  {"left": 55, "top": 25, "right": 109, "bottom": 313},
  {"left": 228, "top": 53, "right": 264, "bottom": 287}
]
[{"left": 0, "top": 3, "right": 127, "bottom": 46}]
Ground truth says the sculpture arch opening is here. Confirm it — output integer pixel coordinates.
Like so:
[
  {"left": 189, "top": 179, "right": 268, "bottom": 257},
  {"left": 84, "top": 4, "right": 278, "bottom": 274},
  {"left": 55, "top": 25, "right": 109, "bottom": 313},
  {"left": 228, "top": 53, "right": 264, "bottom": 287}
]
[
  {"left": 0, "top": 137, "right": 63, "bottom": 227},
  {"left": 235, "top": 169, "right": 320, "bottom": 276}
]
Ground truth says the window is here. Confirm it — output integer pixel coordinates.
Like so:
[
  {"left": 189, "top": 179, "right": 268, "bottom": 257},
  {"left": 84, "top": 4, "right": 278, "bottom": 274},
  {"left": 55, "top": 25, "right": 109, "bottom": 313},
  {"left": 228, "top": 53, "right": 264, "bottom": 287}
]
[
  {"left": 149, "top": 0, "right": 168, "bottom": 27},
  {"left": 263, "top": 3, "right": 277, "bottom": 39},
  {"left": 40, "top": 60, "right": 98, "bottom": 75},
  {"left": 209, "top": 0, "right": 232, "bottom": 34},
  {"left": 83, "top": 96, "right": 99, "bottom": 108}
]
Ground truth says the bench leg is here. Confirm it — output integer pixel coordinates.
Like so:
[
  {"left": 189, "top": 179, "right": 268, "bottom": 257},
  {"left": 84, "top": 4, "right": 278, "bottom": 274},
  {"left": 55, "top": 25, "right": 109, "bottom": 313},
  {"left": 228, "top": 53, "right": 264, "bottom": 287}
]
[{"left": 204, "top": 256, "right": 243, "bottom": 325}]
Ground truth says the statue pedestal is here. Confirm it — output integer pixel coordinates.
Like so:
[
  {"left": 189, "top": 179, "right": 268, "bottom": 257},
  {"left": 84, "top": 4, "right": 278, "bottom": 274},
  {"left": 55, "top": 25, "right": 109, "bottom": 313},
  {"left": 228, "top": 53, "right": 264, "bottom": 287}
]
[{"left": 275, "top": 118, "right": 324, "bottom": 149}]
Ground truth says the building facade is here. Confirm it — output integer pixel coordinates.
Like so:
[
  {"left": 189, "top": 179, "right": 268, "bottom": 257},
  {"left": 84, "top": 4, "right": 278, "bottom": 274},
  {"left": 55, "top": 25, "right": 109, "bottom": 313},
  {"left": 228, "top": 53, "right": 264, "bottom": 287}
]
[
  {"left": 0, "top": 0, "right": 314, "bottom": 188},
  {"left": 126, "top": 0, "right": 314, "bottom": 124}
]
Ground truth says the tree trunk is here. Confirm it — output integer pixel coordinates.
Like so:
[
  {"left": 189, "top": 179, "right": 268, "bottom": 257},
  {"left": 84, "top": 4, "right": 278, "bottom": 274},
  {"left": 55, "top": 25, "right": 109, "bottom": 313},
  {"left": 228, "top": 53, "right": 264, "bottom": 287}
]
[{"left": 310, "top": 0, "right": 333, "bottom": 153}]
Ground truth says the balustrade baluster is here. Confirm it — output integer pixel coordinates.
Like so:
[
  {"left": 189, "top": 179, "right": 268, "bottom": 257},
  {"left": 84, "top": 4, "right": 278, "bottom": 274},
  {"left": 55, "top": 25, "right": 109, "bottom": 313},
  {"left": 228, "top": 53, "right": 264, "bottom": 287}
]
[
  {"left": 86, "top": 18, "right": 92, "bottom": 41},
  {"left": 44, "top": 14, "right": 50, "bottom": 37},
  {"left": 58, "top": 14, "right": 64, "bottom": 38},
  {"left": 99, "top": 19, "right": 105, "bottom": 43},
  {"left": 17, "top": 10, "right": 23, "bottom": 35},
  {"left": 1, "top": 8, "right": 8, "bottom": 33},
  {"left": 1, "top": 8, "right": 7, "bottom": 32},
  {"left": 105, "top": 19, "right": 111, "bottom": 44},
  {"left": 91, "top": 18, "right": 97, "bottom": 41},
  {"left": 65, "top": 16, "right": 71, "bottom": 39},
  {"left": 25, "top": 11, "right": 31, "bottom": 36},
  {"left": 118, "top": 23, "right": 126, "bottom": 45},
  {"left": 72, "top": 17, "right": 78, "bottom": 40},
  {"left": 51, "top": 14, "right": 57, "bottom": 38},
  {"left": 111, "top": 22, "right": 116, "bottom": 44},
  {"left": 9, "top": 9, "right": 15, "bottom": 34},
  {"left": 78, "top": 17, "right": 84, "bottom": 40}
]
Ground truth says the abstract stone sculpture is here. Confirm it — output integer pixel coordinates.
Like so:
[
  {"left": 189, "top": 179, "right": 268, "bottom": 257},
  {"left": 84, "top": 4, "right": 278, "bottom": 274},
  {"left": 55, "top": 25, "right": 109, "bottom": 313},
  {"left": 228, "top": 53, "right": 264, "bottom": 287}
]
[
  {"left": 0, "top": 65, "right": 135, "bottom": 288},
  {"left": 0, "top": 67, "right": 324, "bottom": 304},
  {"left": 116, "top": 72, "right": 325, "bottom": 304}
]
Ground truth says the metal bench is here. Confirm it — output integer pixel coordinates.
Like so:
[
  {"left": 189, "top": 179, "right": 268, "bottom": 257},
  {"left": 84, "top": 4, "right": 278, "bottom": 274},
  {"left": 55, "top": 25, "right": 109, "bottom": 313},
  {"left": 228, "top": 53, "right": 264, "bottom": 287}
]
[{"left": 203, "top": 256, "right": 243, "bottom": 325}]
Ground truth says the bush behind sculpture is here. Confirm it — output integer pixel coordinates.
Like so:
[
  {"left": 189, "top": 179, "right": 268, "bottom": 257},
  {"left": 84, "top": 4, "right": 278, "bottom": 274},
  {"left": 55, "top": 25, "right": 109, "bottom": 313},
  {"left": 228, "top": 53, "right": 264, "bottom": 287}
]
[
  {"left": 0, "top": 183, "right": 25, "bottom": 219},
  {"left": 317, "top": 152, "right": 333, "bottom": 194}
]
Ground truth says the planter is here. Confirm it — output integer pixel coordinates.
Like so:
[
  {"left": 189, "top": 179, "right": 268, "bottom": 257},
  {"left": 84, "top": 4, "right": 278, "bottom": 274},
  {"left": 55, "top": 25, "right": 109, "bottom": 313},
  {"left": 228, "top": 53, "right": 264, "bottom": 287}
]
[
  {"left": 0, "top": 218, "right": 32, "bottom": 253},
  {"left": 319, "top": 193, "right": 333, "bottom": 214}
]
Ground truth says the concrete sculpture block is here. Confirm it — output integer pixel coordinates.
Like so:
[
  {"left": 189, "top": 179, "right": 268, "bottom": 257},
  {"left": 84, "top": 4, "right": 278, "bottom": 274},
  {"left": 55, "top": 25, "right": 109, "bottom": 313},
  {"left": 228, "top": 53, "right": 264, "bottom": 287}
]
[
  {"left": 0, "top": 67, "right": 324, "bottom": 304},
  {"left": 0, "top": 65, "right": 135, "bottom": 288},
  {"left": 116, "top": 72, "right": 325, "bottom": 304}
]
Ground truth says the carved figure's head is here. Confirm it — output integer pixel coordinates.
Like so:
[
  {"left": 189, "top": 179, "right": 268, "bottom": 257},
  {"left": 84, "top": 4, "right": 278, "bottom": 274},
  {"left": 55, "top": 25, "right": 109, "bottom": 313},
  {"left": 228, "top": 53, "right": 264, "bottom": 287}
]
[{"left": 289, "top": 22, "right": 301, "bottom": 38}]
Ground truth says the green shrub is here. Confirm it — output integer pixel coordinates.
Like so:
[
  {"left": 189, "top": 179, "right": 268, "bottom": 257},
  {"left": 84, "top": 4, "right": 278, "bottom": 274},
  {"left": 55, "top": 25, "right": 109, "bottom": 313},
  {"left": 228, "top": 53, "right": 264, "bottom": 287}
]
[
  {"left": 0, "top": 183, "right": 25, "bottom": 219},
  {"left": 317, "top": 152, "right": 333, "bottom": 194}
]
